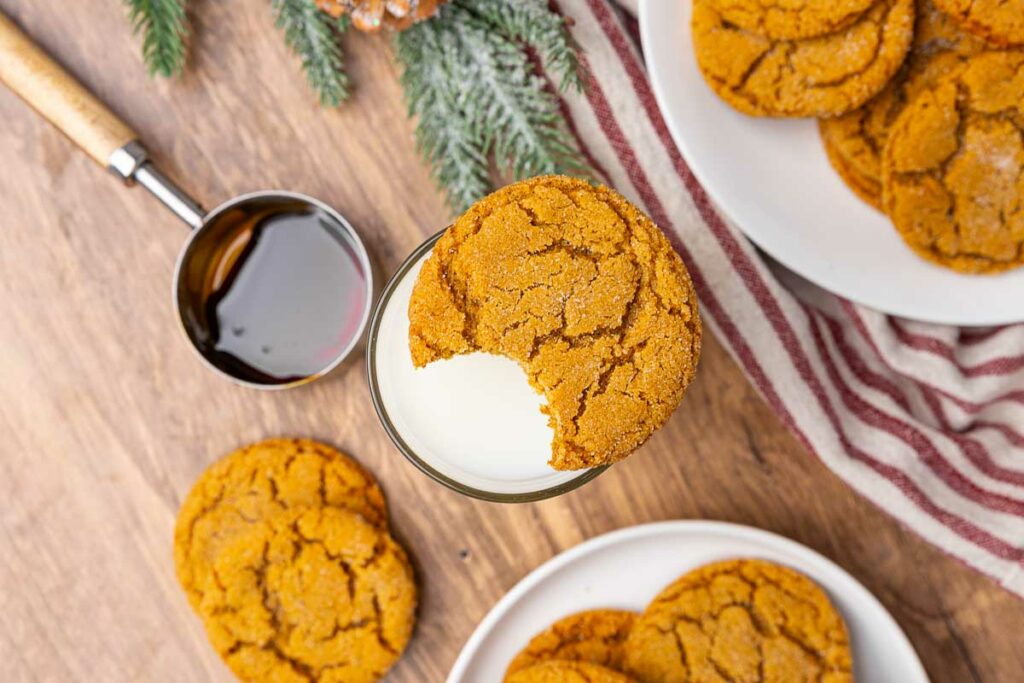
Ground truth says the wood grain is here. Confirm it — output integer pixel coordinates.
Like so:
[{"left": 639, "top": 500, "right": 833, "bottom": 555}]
[
  {"left": 0, "top": 12, "right": 135, "bottom": 168},
  {"left": 0, "top": 1, "right": 1020, "bottom": 682}
]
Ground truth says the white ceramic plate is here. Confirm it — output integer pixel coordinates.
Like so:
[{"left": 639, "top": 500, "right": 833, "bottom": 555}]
[
  {"left": 639, "top": 0, "right": 1024, "bottom": 326},
  {"left": 447, "top": 521, "right": 928, "bottom": 682}
]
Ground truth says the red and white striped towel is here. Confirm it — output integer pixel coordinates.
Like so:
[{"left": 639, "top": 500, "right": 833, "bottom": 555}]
[{"left": 554, "top": 0, "right": 1024, "bottom": 596}]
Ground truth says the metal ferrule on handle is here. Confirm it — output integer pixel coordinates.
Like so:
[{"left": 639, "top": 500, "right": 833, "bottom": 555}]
[
  {"left": 108, "top": 142, "right": 205, "bottom": 229},
  {"left": 0, "top": 11, "right": 204, "bottom": 229}
]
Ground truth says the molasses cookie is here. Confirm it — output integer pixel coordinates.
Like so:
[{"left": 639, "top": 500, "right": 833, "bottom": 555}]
[
  {"left": 821, "top": 127, "right": 885, "bottom": 208},
  {"left": 507, "top": 661, "right": 636, "bottom": 683},
  {"left": 624, "top": 559, "right": 853, "bottom": 683},
  {"left": 196, "top": 506, "right": 416, "bottom": 683},
  {"left": 693, "top": 0, "right": 915, "bottom": 117},
  {"left": 505, "top": 609, "right": 637, "bottom": 678},
  {"left": 708, "top": 0, "right": 876, "bottom": 40},
  {"left": 934, "top": 0, "right": 1024, "bottom": 46},
  {"left": 819, "top": 0, "right": 984, "bottom": 207},
  {"left": 174, "top": 438, "right": 387, "bottom": 608},
  {"left": 407, "top": 176, "right": 702, "bottom": 471},
  {"left": 882, "top": 51, "right": 1024, "bottom": 273}
]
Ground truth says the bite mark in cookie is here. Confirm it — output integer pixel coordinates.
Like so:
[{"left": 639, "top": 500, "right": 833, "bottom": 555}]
[{"left": 408, "top": 176, "right": 701, "bottom": 471}]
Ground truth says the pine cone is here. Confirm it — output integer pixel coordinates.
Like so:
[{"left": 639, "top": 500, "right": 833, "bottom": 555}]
[{"left": 317, "top": 0, "right": 445, "bottom": 32}]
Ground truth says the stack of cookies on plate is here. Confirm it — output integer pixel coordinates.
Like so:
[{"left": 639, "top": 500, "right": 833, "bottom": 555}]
[
  {"left": 693, "top": 0, "right": 1024, "bottom": 274},
  {"left": 503, "top": 559, "right": 853, "bottom": 682},
  {"left": 173, "top": 438, "right": 417, "bottom": 683}
]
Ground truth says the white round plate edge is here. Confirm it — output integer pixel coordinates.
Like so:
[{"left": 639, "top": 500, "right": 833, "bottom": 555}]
[
  {"left": 637, "top": 0, "right": 1024, "bottom": 326},
  {"left": 446, "top": 520, "right": 928, "bottom": 682}
]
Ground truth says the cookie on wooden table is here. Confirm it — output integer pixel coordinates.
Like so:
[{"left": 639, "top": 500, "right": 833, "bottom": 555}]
[
  {"left": 934, "top": 0, "right": 1024, "bottom": 46},
  {"left": 174, "top": 438, "right": 388, "bottom": 608},
  {"left": 624, "top": 559, "right": 853, "bottom": 683},
  {"left": 506, "top": 660, "right": 636, "bottom": 683},
  {"left": 693, "top": 0, "right": 915, "bottom": 118},
  {"left": 408, "top": 176, "right": 701, "bottom": 471},
  {"left": 707, "top": 0, "right": 877, "bottom": 40},
  {"left": 882, "top": 51, "right": 1024, "bottom": 273},
  {"left": 819, "top": 0, "right": 985, "bottom": 208},
  {"left": 198, "top": 506, "right": 417, "bottom": 683},
  {"left": 505, "top": 609, "right": 637, "bottom": 678}
]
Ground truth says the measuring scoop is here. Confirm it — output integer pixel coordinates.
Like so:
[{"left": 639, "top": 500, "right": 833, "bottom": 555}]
[{"left": 0, "top": 12, "right": 373, "bottom": 389}]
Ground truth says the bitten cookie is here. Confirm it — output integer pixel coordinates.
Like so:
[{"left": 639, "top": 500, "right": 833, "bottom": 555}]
[
  {"left": 174, "top": 438, "right": 387, "bottom": 608},
  {"left": 408, "top": 176, "right": 702, "bottom": 471},
  {"left": 819, "top": 0, "right": 984, "bottom": 207},
  {"left": 506, "top": 661, "right": 636, "bottom": 683},
  {"left": 505, "top": 609, "right": 637, "bottom": 678},
  {"left": 934, "top": 0, "right": 1024, "bottom": 46},
  {"left": 708, "top": 0, "right": 876, "bottom": 40},
  {"left": 882, "top": 51, "right": 1024, "bottom": 273},
  {"left": 693, "top": 0, "right": 915, "bottom": 117},
  {"left": 624, "top": 559, "right": 853, "bottom": 683},
  {"left": 196, "top": 506, "right": 416, "bottom": 683}
]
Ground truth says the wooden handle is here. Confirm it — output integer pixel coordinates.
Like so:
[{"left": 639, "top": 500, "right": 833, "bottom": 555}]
[{"left": 0, "top": 12, "right": 136, "bottom": 167}]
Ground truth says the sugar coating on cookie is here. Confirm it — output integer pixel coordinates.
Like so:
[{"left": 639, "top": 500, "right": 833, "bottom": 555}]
[
  {"left": 506, "top": 660, "right": 637, "bottom": 683},
  {"left": 505, "top": 609, "right": 637, "bottom": 678},
  {"left": 407, "top": 176, "right": 702, "bottom": 471},
  {"left": 198, "top": 507, "right": 417, "bottom": 683},
  {"left": 174, "top": 438, "right": 387, "bottom": 608},
  {"left": 819, "top": 0, "right": 985, "bottom": 207},
  {"left": 624, "top": 559, "right": 853, "bottom": 683},
  {"left": 693, "top": 0, "right": 915, "bottom": 117},
  {"left": 934, "top": 0, "right": 1024, "bottom": 46},
  {"left": 709, "top": 0, "right": 876, "bottom": 40},
  {"left": 883, "top": 51, "right": 1024, "bottom": 273}
]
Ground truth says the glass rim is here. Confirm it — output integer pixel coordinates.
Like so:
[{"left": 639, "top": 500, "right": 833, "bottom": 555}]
[{"left": 365, "top": 229, "right": 607, "bottom": 503}]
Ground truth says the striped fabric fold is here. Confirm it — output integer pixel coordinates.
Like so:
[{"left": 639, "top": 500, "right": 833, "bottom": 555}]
[{"left": 553, "top": 0, "right": 1024, "bottom": 596}]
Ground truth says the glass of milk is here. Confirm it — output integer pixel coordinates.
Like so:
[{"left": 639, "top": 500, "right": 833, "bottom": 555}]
[{"left": 367, "top": 232, "right": 606, "bottom": 501}]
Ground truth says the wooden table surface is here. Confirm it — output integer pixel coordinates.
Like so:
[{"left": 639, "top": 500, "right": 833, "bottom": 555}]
[{"left": 0, "top": 1, "right": 1020, "bottom": 681}]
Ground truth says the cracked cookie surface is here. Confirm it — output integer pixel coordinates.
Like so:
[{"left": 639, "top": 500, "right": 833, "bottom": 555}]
[
  {"left": 174, "top": 438, "right": 388, "bottom": 610},
  {"left": 821, "top": 126, "right": 887, "bottom": 208},
  {"left": 882, "top": 51, "right": 1024, "bottom": 273},
  {"left": 934, "top": 0, "right": 1024, "bottom": 46},
  {"left": 708, "top": 0, "right": 876, "bottom": 40},
  {"left": 505, "top": 609, "right": 637, "bottom": 678},
  {"left": 624, "top": 559, "right": 852, "bottom": 683},
  {"left": 506, "top": 660, "right": 636, "bottom": 683},
  {"left": 196, "top": 506, "right": 416, "bottom": 683},
  {"left": 407, "top": 176, "right": 702, "bottom": 471},
  {"left": 819, "top": 0, "right": 985, "bottom": 207},
  {"left": 693, "top": 0, "right": 915, "bottom": 117}
]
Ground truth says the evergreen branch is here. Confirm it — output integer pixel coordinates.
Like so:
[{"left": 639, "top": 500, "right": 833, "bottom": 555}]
[
  {"left": 271, "top": 0, "right": 351, "bottom": 106},
  {"left": 396, "top": 0, "right": 591, "bottom": 212},
  {"left": 447, "top": 5, "right": 590, "bottom": 180},
  {"left": 124, "top": 0, "right": 189, "bottom": 78},
  {"left": 395, "top": 18, "right": 490, "bottom": 212},
  {"left": 455, "top": 0, "right": 584, "bottom": 91}
]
